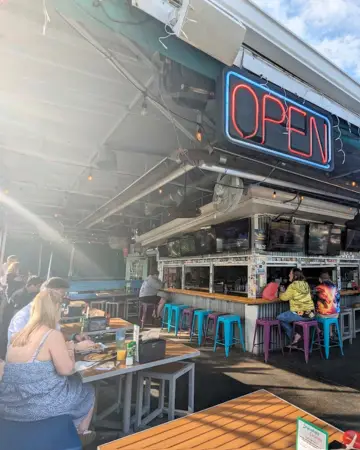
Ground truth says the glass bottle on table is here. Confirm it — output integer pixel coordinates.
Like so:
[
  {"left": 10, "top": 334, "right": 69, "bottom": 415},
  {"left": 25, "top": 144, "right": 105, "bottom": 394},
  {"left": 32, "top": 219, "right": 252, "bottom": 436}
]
[{"left": 116, "top": 328, "right": 127, "bottom": 361}]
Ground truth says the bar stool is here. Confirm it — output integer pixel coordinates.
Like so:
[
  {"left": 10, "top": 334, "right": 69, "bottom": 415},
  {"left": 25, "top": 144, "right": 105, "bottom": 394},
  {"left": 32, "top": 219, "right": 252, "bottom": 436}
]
[
  {"left": 291, "top": 320, "right": 322, "bottom": 363},
  {"left": 204, "top": 312, "right": 228, "bottom": 345},
  {"left": 352, "top": 304, "right": 360, "bottom": 338},
  {"left": 135, "top": 362, "right": 195, "bottom": 428},
  {"left": 214, "top": 315, "right": 245, "bottom": 356},
  {"left": 191, "top": 310, "right": 212, "bottom": 346},
  {"left": 251, "top": 318, "right": 284, "bottom": 363},
  {"left": 105, "top": 301, "right": 120, "bottom": 318},
  {"left": 180, "top": 308, "right": 199, "bottom": 333},
  {"left": 312, "top": 317, "right": 344, "bottom": 359},
  {"left": 90, "top": 300, "right": 106, "bottom": 312},
  {"left": 124, "top": 296, "right": 139, "bottom": 320},
  {"left": 168, "top": 305, "right": 188, "bottom": 336},
  {"left": 340, "top": 308, "right": 353, "bottom": 344},
  {"left": 161, "top": 303, "right": 172, "bottom": 330}
]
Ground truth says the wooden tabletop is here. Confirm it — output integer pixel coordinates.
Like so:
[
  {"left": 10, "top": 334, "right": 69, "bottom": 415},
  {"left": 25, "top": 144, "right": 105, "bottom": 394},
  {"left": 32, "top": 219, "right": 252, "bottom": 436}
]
[
  {"left": 81, "top": 340, "right": 199, "bottom": 383},
  {"left": 98, "top": 390, "right": 342, "bottom": 450},
  {"left": 165, "top": 289, "right": 280, "bottom": 305}
]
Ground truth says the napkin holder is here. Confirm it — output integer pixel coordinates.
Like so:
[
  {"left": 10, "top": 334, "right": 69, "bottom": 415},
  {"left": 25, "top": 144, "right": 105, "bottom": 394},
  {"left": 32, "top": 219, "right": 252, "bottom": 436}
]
[{"left": 139, "top": 338, "right": 166, "bottom": 364}]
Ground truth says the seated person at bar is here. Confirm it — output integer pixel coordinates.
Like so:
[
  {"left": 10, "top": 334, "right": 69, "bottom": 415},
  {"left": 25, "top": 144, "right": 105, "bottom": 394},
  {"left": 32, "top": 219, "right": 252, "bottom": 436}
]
[
  {"left": 262, "top": 276, "right": 280, "bottom": 301},
  {"left": 314, "top": 272, "right": 340, "bottom": 318},
  {"left": 0, "top": 289, "right": 96, "bottom": 446},
  {"left": 277, "top": 268, "right": 315, "bottom": 345},
  {"left": 139, "top": 271, "right": 167, "bottom": 320}
]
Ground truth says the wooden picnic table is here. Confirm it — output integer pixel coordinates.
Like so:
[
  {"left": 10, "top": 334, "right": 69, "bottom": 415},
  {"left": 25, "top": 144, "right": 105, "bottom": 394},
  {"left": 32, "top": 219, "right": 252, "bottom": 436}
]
[
  {"left": 81, "top": 340, "right": 199, "bottom": 435},
  {"left": 98, "top": 389, "right": 343, "bottom": 449}
]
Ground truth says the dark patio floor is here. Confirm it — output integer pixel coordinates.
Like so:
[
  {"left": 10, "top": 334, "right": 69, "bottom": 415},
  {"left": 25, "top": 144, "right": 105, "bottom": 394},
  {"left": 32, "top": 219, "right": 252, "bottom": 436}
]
[{"left": 91, "top": 335, "right": 360, "bottom": 448}]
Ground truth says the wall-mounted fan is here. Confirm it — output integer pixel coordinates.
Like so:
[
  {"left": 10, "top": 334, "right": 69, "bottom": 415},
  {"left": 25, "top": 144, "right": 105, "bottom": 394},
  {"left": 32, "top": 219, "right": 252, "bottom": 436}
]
[{"left": 213, "top": 174, "right": 243, "bottom": 213}]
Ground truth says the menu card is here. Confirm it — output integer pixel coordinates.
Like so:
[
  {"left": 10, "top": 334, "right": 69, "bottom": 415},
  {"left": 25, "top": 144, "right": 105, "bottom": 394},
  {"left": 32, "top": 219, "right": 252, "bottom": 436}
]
[{"left": 296, "top": 418, "right": 328, "bottom": 449}]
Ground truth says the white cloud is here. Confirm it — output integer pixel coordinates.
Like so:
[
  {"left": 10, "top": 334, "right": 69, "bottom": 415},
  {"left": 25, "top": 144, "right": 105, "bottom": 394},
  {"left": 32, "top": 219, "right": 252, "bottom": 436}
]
[{"left": 252, "top": 0, "right": 360, "bottom": 80}]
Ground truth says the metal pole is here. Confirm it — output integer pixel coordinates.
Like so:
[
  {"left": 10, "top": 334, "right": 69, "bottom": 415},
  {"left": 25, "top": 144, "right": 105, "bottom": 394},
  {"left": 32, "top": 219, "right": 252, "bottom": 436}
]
[
  {"left": 47, "top": 250, "right": 53, "bottom": 280},
  {"left": 0, "top": 223, "right": 8, "bottom": 266},
  {"left": 37, "top": 242, "right": 43, "bottom": 276},
  {"left": 68, "top": 245, "right": 75, "bottom": 277}
]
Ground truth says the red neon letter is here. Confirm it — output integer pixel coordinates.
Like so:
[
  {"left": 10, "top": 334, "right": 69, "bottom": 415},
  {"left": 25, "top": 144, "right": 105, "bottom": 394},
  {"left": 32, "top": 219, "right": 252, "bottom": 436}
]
[
  {"left": 310, "top": 117, "right": 328, "bottom": 164},
  {"left": 288, "top": 106, "right": 309, "bottom": 158},
  {"left": 231, "top": 84, "right": 259, "bottom": 139},
  {"left": 261, "top": 94, "right": 286, "bottom": 144}
]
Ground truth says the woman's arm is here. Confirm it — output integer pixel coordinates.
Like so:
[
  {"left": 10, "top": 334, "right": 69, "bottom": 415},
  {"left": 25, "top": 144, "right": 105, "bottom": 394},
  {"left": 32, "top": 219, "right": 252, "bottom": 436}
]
[
  {"left": 279, "top": 285, "right": 293, "bottom": 301},
  {"left": 48, "top": 330, "right": 75, "bottom": 376}
]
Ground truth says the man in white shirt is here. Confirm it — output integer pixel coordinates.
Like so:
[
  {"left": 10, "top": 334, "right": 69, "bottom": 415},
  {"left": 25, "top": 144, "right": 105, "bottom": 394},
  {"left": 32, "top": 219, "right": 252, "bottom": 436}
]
[{"left": 139, "top": 271, "right": 167, "bottom": 323}]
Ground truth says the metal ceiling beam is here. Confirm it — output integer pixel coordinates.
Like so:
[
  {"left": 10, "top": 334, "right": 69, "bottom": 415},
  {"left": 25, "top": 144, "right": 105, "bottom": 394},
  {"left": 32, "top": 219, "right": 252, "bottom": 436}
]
[{"left": 0, "top": 144, "right": 139, "bottom": 178}]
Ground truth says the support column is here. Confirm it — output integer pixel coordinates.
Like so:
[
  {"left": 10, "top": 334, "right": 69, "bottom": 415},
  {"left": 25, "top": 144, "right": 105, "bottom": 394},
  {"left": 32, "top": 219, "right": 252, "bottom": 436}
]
[
  {"left": 68, "top": 245, "right": 75, "bottom": 277},
  {"left": 0, "top": 223, "right": 8, "bottom": 266},
  {"left": 37, "top": 243, "right": 43, "bottom": 276},
  {"left": 209, "top": 262, "right": 214, "bottom": 293},
  {"left": 245, "top": 304, "right": 260, "bottom": 354},
  {"left": 47, "top": 250, "right": 53, "bottom": 280}
]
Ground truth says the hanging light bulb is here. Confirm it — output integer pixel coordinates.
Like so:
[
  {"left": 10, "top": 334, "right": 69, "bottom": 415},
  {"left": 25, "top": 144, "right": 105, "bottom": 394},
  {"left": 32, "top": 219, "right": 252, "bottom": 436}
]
[
  {"left": 87, "top": 172, "right": 93, "bottom": 181},
  {"left": 195, "top": 125, "right": 202, "bottom": 142},
  {"left": 159, "top": 187, "right": 163, "bottom": 194},
  {"left": 272, "top": 191, "right": 277, "bottom": 199},
  {"left": 300, "top": 195, "right": 304, "bottom": 201},
  {"left": 352, "top": 181, "right": 357, "bottom": 187}
]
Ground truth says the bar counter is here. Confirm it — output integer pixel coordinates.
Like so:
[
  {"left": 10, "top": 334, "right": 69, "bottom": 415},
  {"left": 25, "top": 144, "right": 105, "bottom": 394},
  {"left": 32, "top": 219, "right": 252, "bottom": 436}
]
[
  {"left": 165, "top": 288, "right": 280, "bottom": 305},
  {"left": 163, "top": 288, "right": 360, "bottom": 354}
]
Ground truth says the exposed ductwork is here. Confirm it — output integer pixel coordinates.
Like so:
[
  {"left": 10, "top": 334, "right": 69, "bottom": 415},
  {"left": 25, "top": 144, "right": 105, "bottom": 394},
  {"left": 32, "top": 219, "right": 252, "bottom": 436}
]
[
  {"left": 199, "top": 163, "right": 360, "bottom": 206},
  {"left": 77, "top": 160, "right": 195, "bottom": 229}
]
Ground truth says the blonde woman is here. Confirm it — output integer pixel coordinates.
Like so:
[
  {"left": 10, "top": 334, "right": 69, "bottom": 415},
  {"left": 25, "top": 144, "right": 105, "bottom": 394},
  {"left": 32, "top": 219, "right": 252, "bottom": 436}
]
[{"left": 0, "top": 290, "right": 95, "bottom": 445}]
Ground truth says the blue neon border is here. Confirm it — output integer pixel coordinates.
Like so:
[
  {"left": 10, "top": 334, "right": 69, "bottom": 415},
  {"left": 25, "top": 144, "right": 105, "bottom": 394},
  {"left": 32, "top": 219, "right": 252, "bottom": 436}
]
[{"left": 224, "top": 70, "right": 333, "bottom": 171}]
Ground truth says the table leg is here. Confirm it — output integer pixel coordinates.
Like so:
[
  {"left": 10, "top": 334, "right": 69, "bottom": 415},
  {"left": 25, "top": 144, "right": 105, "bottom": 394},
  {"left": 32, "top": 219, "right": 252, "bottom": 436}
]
[
  {"left": 188, "top": 363, "right": 195, "bottom": 414},
  {"left": 123, "top": 372, "right": 133, "bottom": 434}
]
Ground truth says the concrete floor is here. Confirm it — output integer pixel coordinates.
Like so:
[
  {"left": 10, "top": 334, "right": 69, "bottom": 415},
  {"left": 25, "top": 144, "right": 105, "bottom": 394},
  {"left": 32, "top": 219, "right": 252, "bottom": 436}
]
[{"left": 91, "top": 335, "right": 360, "bottom": 448}]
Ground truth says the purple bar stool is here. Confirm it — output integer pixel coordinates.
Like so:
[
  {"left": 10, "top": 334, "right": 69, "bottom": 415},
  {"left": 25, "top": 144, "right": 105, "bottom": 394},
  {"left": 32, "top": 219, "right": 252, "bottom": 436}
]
[
  {"left": 179, "top": 308, "right": 199, "bottom": 333},
  {"left": 290, "top": 320, "right": 323, "bottom": 363},
  {"left": 204, "top": 312, "right": 228, "bottom": 344},
  {"left": 251, "top": 318, "right": 284, "bottom": 363}
]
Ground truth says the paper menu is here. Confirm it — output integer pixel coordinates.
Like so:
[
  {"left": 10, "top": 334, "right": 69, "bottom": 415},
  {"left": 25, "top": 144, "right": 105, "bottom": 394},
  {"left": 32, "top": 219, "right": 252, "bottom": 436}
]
[{"left": 296, "top": 418, "right": 328, "bottom": 449}]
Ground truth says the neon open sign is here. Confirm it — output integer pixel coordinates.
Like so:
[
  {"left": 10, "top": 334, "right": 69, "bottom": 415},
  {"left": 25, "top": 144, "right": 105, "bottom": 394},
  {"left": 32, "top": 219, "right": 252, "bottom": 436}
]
[{"left": 223, "top": 69, "right": 334, "bottom": 171}]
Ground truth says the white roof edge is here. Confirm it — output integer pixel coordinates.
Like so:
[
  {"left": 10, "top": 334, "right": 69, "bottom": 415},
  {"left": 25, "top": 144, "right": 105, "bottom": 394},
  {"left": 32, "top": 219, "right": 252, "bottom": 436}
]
[{"left": 215, "top": 0, "right": 360, "bottom": 119}]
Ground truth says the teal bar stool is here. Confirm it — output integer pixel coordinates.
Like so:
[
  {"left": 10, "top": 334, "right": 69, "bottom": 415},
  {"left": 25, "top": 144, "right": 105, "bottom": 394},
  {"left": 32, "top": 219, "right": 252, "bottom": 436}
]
[
  {"left": 311, "top": 316, "right": 344, "bottom": 359},
  {"left": 168, "top": 305, "right": 188, "bottom": 336},
  {"left": 190, "top": 310, "right": 212, "bottom": 346},
  {"left": 161, "top": 303, "right": 172, "bottom": 330},
  {"left": 214, "top": 315, "right": 245, "bottom": 357}
]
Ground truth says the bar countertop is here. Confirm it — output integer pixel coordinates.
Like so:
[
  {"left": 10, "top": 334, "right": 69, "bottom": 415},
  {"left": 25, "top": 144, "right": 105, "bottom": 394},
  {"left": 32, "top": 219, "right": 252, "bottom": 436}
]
[
  {"left": 165, "top": 288, "right": 360, "bottom": 305},
  {"left": 164, "top": 288, "right": 280, "bottom": 305}
]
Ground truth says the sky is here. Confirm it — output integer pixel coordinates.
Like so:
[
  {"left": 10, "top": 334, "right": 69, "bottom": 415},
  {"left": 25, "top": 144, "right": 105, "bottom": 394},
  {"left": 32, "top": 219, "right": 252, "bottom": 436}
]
[{"left": 252, "top": 0, "right": 360, "bottom": 80}]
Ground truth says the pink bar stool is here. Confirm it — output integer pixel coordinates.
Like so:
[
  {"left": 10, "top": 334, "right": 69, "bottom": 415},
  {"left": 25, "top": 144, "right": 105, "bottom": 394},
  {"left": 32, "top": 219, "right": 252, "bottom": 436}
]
[
  {"left": 252, "top": 318, "right": 284, "bottom": 363},
  {"left": 290, "top": 320, "right": 323, "bottom": 363},
  {"left": 204, "top": 312, "right": 228, "bottom": 344},
  {"left": 179, "top": 308, "right": 199, "bottom": 333}
]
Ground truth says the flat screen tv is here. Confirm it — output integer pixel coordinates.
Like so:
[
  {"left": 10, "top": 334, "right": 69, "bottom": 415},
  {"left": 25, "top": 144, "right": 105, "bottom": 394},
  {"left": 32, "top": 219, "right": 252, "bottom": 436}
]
[
  {"left": 195, "top": 228, "right": 216, "bottom": 254},
  {"left": 345, "top": 229, "right": 360, "bottom": 252},
  {"left": 167, "top": 239, "right": 181, "bottom": 258},
  {"left": 308, "top": 224, "right": 331, "bottom": 255},
  {"left": 328, "top": 226, "right": 342, "bottom": 255},
  {"left": 215, "top": 219, "right": 250, "bottom": 252},
  {"left": 267, "top": 221, "right": 306, "bottom": 253},
  {"left": 180, "top": 235, "right": 197, "bottom": 256},
  {"left": 158, "top": 245, "right": 168, "bottom": 258}
]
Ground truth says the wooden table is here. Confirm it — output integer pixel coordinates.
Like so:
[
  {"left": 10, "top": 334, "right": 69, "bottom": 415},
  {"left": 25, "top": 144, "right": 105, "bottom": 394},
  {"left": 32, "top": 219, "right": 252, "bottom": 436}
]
[
  {"left": 98, "top": 390, "right": 342, "bottom": 449},
  {"left": 82, "top": 341, "right": 199, "bottom": 434}
]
